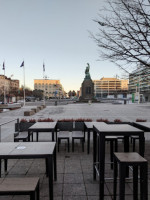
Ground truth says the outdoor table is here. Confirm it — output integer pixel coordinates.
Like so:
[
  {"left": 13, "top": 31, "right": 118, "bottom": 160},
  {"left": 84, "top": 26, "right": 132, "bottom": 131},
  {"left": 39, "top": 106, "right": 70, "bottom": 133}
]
[
  {"left": 28, "top": 122, "right": 57, "bottom": 142},
  {"left": 0, "top": 142, "right": 57, "bottom": 200},
  {"left": 93, "top": 124, "right": 144, "bottom": 200},
  {"left": 133, "top": 122, "right": 150, "bottom": 131},
  {"left": 84, "top": 122, "right": 107, "bottom": 154}
]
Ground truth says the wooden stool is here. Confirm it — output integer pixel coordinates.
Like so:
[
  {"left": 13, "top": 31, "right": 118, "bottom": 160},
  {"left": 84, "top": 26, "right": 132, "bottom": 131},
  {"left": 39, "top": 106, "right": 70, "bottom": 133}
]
[
  {"left": 0, "top": 177, "right": 40, "bottom": 200},
  {"left": 113, "top": 152, "right": 148, "bottom": 200},
  {"left": 130, "top": 136, "right": 145, "bottom": 152},
  {"left": 106, "top": 136, "right": 118, "bottom": 169},
  {"left": 72, "top": 131, "right": 85, "bottom": 152},
  {"left": 57, "top": 131, "right": 70, "bottom": 152}
]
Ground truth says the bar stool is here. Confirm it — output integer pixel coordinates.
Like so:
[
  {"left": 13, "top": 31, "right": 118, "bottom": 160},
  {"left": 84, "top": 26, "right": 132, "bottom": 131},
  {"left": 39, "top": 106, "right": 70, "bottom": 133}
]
[
  {"left": 130, "top": 136, "right": 145, "bottom": 153},
  {"left": 57, "top": 131, "right": 70, "bottom": 152},
  {"left": 105, "top": 136, "right": 118, "bottom": 169},
  {"left": 72, "top": 131, "right": 85, "bottom": 152},
  {"left": 113, "top": 152, "right": 148, "bottom": 200}
]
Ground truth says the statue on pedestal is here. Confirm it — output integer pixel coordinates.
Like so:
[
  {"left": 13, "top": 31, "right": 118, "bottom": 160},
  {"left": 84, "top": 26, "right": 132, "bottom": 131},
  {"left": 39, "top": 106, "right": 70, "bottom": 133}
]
[{"left": 85, "top": 63, "right": 91, "bottom": 80}]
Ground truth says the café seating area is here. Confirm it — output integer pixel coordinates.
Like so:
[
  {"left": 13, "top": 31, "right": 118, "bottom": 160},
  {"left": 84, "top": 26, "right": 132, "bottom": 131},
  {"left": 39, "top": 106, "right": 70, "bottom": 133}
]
[{"left": 1, "top": 119, "right": 150, "bottom": 200}]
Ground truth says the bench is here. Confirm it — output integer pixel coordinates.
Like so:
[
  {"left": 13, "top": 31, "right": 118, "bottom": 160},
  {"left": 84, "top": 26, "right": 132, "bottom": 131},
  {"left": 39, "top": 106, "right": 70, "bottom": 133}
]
[
  {"left": 31, "top": 108, "right": 38, "bottom": 113},
  {"left": 14, "top": 131, "right": 33, "bottom": 142},
  {"left": 0, "top": 177, "right": 40, "bottom": 200},
  {"left": 24, "top": 110, "right": 35, "bottom": 116},
  {"left": 37, "top": 106, "right": 43, "bottom": 110}
]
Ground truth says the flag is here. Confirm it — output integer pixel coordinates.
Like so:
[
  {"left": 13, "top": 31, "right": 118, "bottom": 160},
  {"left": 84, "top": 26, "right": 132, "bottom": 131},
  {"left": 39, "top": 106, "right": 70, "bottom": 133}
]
[
  {"left": 20, "top": 61, "right": 24, "bottom": 67},
  {"left": 2, "top": 62, "right": 5, "bottom": 70},
  {"left": 43, "top": 63, "right": 45, "bottom": 72}
]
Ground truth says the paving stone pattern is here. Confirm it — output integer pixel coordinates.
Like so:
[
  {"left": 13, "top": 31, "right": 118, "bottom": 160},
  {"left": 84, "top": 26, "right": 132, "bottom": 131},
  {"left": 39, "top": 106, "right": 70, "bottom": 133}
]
[{"left": 0, "top": 103, "right": 150, "bottom": 199}]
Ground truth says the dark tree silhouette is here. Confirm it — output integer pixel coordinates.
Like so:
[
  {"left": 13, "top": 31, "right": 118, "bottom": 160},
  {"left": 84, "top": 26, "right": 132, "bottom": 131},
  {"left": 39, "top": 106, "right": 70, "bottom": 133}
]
[{"left": 92, "top": 0, "right": 150, "bottom": 73}]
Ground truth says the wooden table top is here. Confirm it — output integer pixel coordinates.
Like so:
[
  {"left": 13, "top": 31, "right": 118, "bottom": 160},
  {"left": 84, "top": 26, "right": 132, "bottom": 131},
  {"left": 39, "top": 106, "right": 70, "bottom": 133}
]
[
  {"left": 28, "top": 122, "right": 57, "bottom": 130},
  {"left": 84, "top": 122, "right": 107, "bottom": 129},
  {"left": 134, "top": 122, "right": 150, "bottom": 129},
  {"left": 93, "top": 124, "right": 143, "bottom": 133},
  {"left": 0, "top": 142, "right": 56, "bottom": 156}
]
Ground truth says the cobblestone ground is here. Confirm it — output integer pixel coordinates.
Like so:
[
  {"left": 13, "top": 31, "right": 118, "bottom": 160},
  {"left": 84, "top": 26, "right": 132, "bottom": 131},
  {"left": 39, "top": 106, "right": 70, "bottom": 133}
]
[
  {"left": 1, "top": 140, "right": 150, "bottom": 200},
  {"left": 0, "top": 102, "right": 150, "bottom": 199}
]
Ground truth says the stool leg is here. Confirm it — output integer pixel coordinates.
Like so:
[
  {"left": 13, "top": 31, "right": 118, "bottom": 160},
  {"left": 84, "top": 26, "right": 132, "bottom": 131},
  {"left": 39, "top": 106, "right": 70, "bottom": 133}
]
[
  {"left": 58, "top": 138, "right": 60, "bottom": 152},
  {"left": 82, "top": 139, "right": 84, "bottom": 152},
  {"left": 72, "top": 139, "right": 74, "bottom": 152},
  {"left": 4, "top": 159, "right": 7, "bottom": 173},
  {"left": 87, "top": 131, "right": 90, "bottom": 154},
  {"left": 36, "top": 132, "right": 38, "bottom": 142},
  {"left": 110, "top": 140, "right": 113, "bottom": 169},
  {"left": 133, "top": 165, "right": 138, "bottom": 200},
  {"left": 32, "top": 133, "right": 33, "bottom": 141},
  {"left": 68, "top": 138, "right": 70, "bottom": 152},
  {"left": 140, "top": 163, "right": 148, "bottom": 200},
  {"left": 45, "top": 158, "right": 48, "bottom": 177},
  {"left": 115, "top": 139, "right": 118, "bottom": 152},
  {"left": 113, "top": 158, "right": 118, "bottom": 200},
  {"left": 30, "top": 192, "right": 35, "bottom": 200},
  {"left": 119, "top": 164, "right": 126, "bottom": 200},
  {"left": 37, "top": 182, "right": 40, "bottom": 200},
  {"left": 133, "top": 138, "right": 135, "bottom": 152}
]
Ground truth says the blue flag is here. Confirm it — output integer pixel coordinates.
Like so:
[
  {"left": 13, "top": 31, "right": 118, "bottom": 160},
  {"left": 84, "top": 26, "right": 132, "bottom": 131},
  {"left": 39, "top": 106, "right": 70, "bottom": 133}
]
[
  {"left": 43, "top": 63, "right": 45, "bottom": 72},
  {"left": 2, "top": 62, "right": 5, "bottom": 70},
  {"left": 20, "top": 61, "right": 24, "bottom": 67}
]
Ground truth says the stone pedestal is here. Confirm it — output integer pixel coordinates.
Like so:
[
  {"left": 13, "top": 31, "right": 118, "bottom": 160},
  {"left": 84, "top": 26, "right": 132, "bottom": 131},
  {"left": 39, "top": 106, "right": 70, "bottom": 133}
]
[{"left": 80, "top": 79, "right": 94, "bottom": 102}]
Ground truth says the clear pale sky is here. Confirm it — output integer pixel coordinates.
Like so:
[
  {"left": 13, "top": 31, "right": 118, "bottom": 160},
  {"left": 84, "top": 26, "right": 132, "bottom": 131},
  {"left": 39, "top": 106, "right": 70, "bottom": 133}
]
[{"left": 0, "top": 0, "right": 123, "bottom": 92}]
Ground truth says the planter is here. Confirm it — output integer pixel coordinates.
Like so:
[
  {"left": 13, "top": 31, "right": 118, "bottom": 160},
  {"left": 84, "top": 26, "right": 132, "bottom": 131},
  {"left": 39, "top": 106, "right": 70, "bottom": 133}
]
[
  {"left": 106, "top": 122, "right": 131, "bottom": 125},
  {"left": 15, "top": 122, "right": 35, "bottom": 132}
]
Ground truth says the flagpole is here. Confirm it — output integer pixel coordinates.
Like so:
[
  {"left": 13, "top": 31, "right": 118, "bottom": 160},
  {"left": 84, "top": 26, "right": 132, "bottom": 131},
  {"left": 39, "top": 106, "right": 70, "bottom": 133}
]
[
  {"left": 43, "top": 62, "right": 45, "bottom": 105},
  {"left": 3, "top": 62, "right": 6, "bottom": 104},
  {"left": 4, "top": 67, "right": 6, "bottom": 104},
  {"left": 23, "top": 64, "right": 25, "bottom": 106}
]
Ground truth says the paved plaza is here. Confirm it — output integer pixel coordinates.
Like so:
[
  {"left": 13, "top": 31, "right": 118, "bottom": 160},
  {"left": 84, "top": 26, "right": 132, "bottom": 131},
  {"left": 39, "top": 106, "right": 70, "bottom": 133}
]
[{"left": 0, "top": 102, "right": 150, "bottom": 199}]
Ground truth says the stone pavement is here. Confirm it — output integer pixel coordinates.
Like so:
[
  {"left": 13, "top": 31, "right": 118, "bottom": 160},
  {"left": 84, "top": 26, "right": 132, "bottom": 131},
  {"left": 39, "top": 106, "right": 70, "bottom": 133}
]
[{"left": 0, "top": 102, "right": 150, "bottom": 199}]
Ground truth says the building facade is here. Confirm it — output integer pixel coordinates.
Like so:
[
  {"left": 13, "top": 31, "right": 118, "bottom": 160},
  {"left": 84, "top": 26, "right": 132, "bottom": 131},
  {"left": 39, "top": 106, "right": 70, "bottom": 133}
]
[
  {"left": 0, "top": 75, "right": 19, "bottom": 102},
  {"left": 129, "top": 68, "right": 150, "bottom": 101},
  {"left": 34, "top": 79, "right": 65, "bottom": 99},
  {"left": 93, "top": 77, "right": 128, "bottom": 98}
]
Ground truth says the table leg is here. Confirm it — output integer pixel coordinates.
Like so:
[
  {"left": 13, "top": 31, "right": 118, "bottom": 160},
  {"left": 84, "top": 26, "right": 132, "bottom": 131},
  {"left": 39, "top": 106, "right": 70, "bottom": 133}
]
[
  {"left": 93, "top": 130, "right": 97, "bottom": 180},
  {"left": 54, "top": 145, "right": 57, "bottom": 181},
  {"left": 124, "top": 136, "right": 129, "bottom": 152},
  {"left": 124, "top": 136, "right": 129, "bottom": 177},
  {"left": 47, "top": 156, "right": 53, "bottom": 200},
  {"left": 99, "top": 134, "right": 105, "bottom": 200},
  {"left": 139, "top": 134, "right": 144, "bottom": 157},
  {"left": 45, "top": 158, "right": 48, "bottom": 177},
  {"left": 28, "top": 130, "right": 30, "bottom": 141},
  {"left": 0, "top": 159, "right": 1, "bottom": 177},
  {"left": 4, "top": 159, "right": 7, "bottom": 174},
  {"left": 36, "top": 132, "right": 38, "bottom": 142},
  {"left": 87, "top": 130, "right": 90, "bottom": 154},
  {"left": 52, "top": 131, "right": 54, "bottom": 141}
]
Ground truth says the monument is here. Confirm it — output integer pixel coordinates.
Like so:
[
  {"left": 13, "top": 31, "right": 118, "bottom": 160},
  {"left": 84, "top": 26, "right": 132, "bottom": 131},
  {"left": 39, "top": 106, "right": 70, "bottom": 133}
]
[{"left": 79, "top": 63, "right": 95, "bottom": 102}]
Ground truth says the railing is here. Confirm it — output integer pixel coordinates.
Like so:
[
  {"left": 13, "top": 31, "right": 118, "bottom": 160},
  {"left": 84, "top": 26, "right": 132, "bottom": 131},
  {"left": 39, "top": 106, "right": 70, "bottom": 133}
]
[{"left": 0, "top": 118, "right": 19, "bottom": 142}]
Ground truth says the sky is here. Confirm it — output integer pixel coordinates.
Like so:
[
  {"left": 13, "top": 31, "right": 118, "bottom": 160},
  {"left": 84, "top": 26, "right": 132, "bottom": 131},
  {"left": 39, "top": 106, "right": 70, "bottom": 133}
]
[{"left": 0, "top": 0, "right": 124, "bottom": 92}]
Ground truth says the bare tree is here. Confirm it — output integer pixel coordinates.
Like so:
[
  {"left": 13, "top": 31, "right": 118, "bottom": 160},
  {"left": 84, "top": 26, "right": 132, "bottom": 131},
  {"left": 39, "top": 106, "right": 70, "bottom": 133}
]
[{"left": 92, "top": 0, "right": 150, "bottom": 73}]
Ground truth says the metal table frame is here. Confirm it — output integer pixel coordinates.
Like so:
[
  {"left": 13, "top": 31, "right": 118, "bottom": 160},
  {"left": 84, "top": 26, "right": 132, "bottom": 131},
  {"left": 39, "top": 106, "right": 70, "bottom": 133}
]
[
  {"left": 0, "top": 142, "right": 57, "bottom": 200},
  {"left": 93, "top": 124, "right": 145, "bottom": 200},
  {"left": 28, "top": 122, "right": 57, "bottom": 142},
  {"left": 84, "top": 122, "right": 108, "bottom": 154}
]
